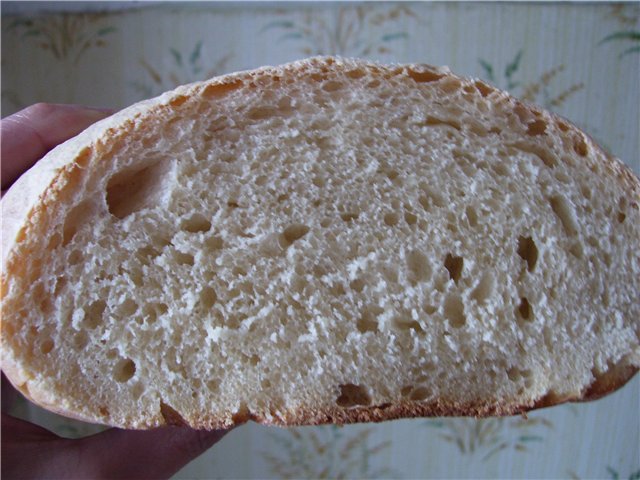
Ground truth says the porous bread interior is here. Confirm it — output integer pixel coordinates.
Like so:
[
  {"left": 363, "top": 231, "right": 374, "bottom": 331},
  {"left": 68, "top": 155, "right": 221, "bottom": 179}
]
[{"left": 2, "top": 58, "right": 639, "bottom": 429}]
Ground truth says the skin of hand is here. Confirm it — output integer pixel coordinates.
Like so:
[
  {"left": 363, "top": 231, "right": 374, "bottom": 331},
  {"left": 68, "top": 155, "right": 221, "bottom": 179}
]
[{"left": 1, "top": 104, "right": 230, "bottom": 479}]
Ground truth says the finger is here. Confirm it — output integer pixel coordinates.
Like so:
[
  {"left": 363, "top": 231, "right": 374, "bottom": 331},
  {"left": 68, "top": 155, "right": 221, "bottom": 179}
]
[
  {"left": 75, "top": 425, "right": 231, "bottom": 479},
  {"left": 1, "top": 103, "right": 113, "bottom": 190},
  {"left": 1, "top": 413, "right": 74, "bottom": 479}
]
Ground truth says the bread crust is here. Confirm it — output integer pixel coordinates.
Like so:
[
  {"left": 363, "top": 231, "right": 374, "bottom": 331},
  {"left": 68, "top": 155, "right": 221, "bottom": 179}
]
[{"left": 1, "top": 56, "right": 638, "bottom": 430}]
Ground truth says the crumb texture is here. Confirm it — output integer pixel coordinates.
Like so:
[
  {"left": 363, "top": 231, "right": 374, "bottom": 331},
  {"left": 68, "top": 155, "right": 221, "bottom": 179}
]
[{"left": 1, "top": 57, "right": 638, "bottom": 429}]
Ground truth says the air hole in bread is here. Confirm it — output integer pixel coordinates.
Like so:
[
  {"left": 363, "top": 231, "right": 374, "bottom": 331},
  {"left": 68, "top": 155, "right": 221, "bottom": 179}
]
[
  {"left": 517, "top": 236, "right": 538, "bottom": 272},
  {"left": 119, "top": 298, "right": 139, "bottom": 317},
  {"left": 62, "top": 200, "right": 95, "bottom": 246},
  {"left": 400, "top": 385, "right": 414, "bottom": 397},
  {"left": 549, "top": 195, "right": 578, "bottom": 236},
  {"left": 384, "top": 212, "right": 400, "bottom": 227},
  {"left": 84, "top": 300, "right": 106, "bottom": 329},
  {"left": 471, "top": 271, "right": 495, "bottom": 303},
  {"left": 181, "top": 214, "right": 212, "bottom": 233},
  {"left": 106, "top": 159, "right": 175, "bottom": 219},
  {"left": 569, "top": 241, "right": 583, "bottom": 259},
  {"left": 393, "top": 317, "right": 424, "bottom": 333},
  {"left": 509, "top": 142, "right": 556, "bottom": 168},
  {"left": 340, "top": 212, "right": 359, "bottom": 222},
  {"left": 282, "top": 224, "right": 310, "bottom": 246},
  {"left": 423, "top": 304, "right": 437, "bottom": 315},
  {"left": 526, "top": 119, "right": 548, "bottom": 136},
  {"left": 322, "top": 80, "right": 344, "bottom": 92},
  {"left": 40, "top": 338, "right": 55, "bottom": 354},
  {"left": 407, "top": 68, "right": 444, "bottom": 83},
  {"left": 418, "top": 195, "right": 431, "bottom": 212},
  {"left": 201, "top": 79, "right": 244, "bottom": 98},
  {"left": 73, "top": 331, "right": 88, "bottom": 351},
  {"left": 404, "top": 211, "right": 418, "bottom": 225},
  {"left": 336, "top": 383, "right": 371, "bottom": 407},
  {"left": 173, "top": 250, "right": 195, "bottom": 266},
  {"left": 474, "top": 80, "right": 495, "bottom": 97},
  {"left": 439, "top": 76, "right": 463, "bottom": 93},
  {"left": 444, "top": 254, "right": 464, "bottom": 284},
  {"left": 517, "top": 297, "right": 533, "bottom": 322},
  {"left": 200, "top": 286, "right": 218, "bottom": 310},
  {"left": 68, "top": 249, "right": 83, "bottom": 265},
  {"left": 465, "top": 206, "right": 479, "bottom": 228},
  {"left": 114, "top": 358, "right": 136, "bottom": 383},
  {"left": 349, "top": 278, "right": 365, "bottom": 293},
  {"left": 356, "top": 306, "right": 381, "bottom": 333},
  {"left": 444, "top": 293, "right": 466, "bottom": 328},
  {"left": 407, "top": 250, "right": 431, "bottom": 284},
  {"left": 424, "top": 116, "right": 461, "bottom": 131},
  {"left": 409, "top": 386, "right": 430, "bottom": 401},
  {"left": 312, "top": 176, "right": 325, "bottom": 188},
  {"left": 143, "top": 302, "right": 167, "bottom": 324},
  {"left": 573, "top": 136, "right": 588, "bottom": 156},
  {"left": 554, "top": 170, "right": 571, "bottom": 184},
  {"left": 205, "top": 235, "right": 224, "bottom": 251}
]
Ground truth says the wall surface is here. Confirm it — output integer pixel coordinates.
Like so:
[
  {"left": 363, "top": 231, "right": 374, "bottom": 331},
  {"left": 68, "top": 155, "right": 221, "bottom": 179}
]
[{"left": 2, "top": 2, "right": 639, "bottom": 479}]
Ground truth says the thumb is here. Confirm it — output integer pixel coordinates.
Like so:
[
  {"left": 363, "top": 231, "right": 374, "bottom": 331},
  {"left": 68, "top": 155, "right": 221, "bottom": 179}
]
[{"left": 74, "top": 425, "right": 230, "bottom": 480}]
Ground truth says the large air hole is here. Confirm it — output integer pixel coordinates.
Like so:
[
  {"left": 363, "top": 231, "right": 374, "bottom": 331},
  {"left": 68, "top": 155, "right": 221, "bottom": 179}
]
[
  {"left": 173, "top": 250, "right": 195, "bottom": 266},
  {"left": 573, "top": 136, "right": 588, "bottom": 156},
  {"left": 340, "top": 212, "right": 359, "bottom": 222},
  {"left": 444, "top": 254, "right": 464, "bottom": 284},
  {"left": 282, "top": 224, "right": 310, "bottom": 246},
  {"left": 114, "top": 358, "right": 136, "bottom": 383},
  {"left": 40, "top": 337, "right": 55, "bottom": 354},
  {"left": 407, "top": 68, "right": 444, "bottom": 83},
  {"left": 407, "top": 250, "right": 431, "bottom": 284},
  {"left": 336, "top": 384, "right": 371, "bottom": 407},
  {"left": 356, "top": 306, "right": 382, "bottom": 333},
  {"left": 517, "top": 236, "right": 539, "bottom": 272},
  {"left": 62, "top": 200, "right": 96, "bottom": 246},
  {"left": 465, "top": 206, "right": 478, "bottom": 228},
  {"left": 526, "top": 119, "right": 548, "bottom": 136},
  {"left": 106, "top": 159, "right": 176, "bottom": 219},
  {"left": 393, "top": 317, "right": 424, "bottom": 333},
  {"left": 549, "top": 195, "right": 578, "bottom": 236},
  {"left": 181, "top": 214, "right": 211, "bottom": 233},
  {"left": 384, "top": 212, "right": 400, "bottom": 226},
  {"left": 200, "top": 286, "right": 217, "bottom": 309},
  {"left": 444, "top": 294, "right": 466, "bottom": 328},
  {"left": 409, "top": 386, "right": 430, "bottom": 401},
  {"left": 517, "top": 297, "right": 533, "bottom": 322},
  {"left": 84, "top": 300, "right": 106, "bottom": 329}
]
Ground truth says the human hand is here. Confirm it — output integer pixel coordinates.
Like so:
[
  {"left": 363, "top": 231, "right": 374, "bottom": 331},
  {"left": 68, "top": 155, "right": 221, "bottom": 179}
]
[{"left": 1, "top": 104, "right": 230, "bottom": 479}]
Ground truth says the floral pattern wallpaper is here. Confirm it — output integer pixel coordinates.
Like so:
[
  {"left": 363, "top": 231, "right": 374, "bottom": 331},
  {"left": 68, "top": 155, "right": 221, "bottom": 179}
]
[{"left": 2, "top": 2, "right": 639, "bottom": 479}]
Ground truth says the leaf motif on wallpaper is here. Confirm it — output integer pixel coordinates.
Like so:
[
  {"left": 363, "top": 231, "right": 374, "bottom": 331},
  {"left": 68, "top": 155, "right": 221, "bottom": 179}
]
[
  {"left": 607, "top": 467, "right": 640, "bottom": 480},
  {"left": 569, "top": 466, "right": 640, "bottom": 480},
  {"left": 425, "top": 414, "right": 553, "bottom": 461},
  {"left": 130, "top": 43, "right": 233, "bottom": 99},
  {"left": 262, "top": 425, "right": 398, "bottom": 479},
  {"left": 479, "top": 50, "right": 584, "bottom": 110},
  {"left": 261, "top": 4, "right": 419, "bottom": 57},
  {"left": 6, "top": 14, "right": 116, "bottom": 66},
  {"left": 605, "top": 3, "right": 640, "bottom": 27},
  {"left": 599, "top": 30, "right": 640, "bottom": 58}
]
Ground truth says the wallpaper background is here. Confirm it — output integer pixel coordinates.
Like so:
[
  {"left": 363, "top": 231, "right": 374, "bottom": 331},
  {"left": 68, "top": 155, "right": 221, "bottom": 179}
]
[{"left": 2, "top": 2, "right": 639, "bottom": 479}]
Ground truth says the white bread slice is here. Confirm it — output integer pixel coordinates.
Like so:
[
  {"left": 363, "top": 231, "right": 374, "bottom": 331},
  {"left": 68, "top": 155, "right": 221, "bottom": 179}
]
[{"left": 1, "top": 57, "right": 638, "bottom": 430}]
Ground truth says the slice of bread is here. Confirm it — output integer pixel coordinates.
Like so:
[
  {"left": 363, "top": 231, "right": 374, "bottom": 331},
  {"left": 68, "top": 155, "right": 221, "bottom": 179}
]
[{"left": 1, "top": 57, "right": 638, "bottom": 430}]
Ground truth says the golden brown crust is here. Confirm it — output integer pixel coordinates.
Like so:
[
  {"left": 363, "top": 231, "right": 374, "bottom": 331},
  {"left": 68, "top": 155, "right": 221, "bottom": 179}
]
[{"left": 1, "top": 56, "right": 638, "bottom": 430}]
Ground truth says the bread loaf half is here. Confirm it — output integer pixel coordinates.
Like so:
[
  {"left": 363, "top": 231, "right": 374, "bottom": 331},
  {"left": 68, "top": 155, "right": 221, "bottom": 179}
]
[{"left": 1, "top": 57, "right": 638, "bottom": 430}]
